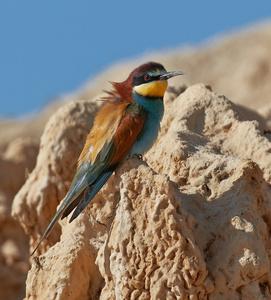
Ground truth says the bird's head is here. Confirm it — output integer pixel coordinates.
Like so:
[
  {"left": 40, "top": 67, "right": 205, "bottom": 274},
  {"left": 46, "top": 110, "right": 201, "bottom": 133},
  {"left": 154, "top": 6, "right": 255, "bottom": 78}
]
[
  {"left": 109, "top": 62, "right": 185, "bottom": 102},
  {"left": 131, "top": 61, "right": 185, "bottom": 99}
]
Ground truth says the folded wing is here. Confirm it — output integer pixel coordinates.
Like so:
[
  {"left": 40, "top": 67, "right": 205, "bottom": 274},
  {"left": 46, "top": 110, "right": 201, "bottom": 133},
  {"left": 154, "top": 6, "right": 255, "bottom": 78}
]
[{"left": 31, "top": 101, "right": 146, "bottom": 255}]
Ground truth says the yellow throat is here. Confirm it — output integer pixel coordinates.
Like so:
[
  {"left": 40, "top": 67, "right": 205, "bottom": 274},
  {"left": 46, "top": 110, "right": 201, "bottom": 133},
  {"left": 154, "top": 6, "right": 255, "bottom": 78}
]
[{"left": 133, "top": 80, "right": 168, "bottom": 98}]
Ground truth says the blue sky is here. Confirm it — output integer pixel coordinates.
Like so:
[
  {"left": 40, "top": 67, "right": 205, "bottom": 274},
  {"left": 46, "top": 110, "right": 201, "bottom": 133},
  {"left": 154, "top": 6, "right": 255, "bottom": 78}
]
[{"left": 0, "top": 1, "right": 270, "bottom": 118}]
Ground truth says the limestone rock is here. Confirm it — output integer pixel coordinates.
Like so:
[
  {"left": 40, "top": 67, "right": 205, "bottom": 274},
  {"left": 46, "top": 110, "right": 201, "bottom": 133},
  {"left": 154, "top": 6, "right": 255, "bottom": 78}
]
[
  {"left": 2, "top": 23, "right": 271, "bottom": 300},
  {"left": 12, "top": 84, "right": 271, "bottom": 299},
  {"left": 0, "top": 137, "right": 39, "bottom": 300}
]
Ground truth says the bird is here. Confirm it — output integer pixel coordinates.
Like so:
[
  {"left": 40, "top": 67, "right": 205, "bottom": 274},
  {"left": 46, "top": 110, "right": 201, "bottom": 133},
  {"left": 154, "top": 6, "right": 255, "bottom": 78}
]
[{"left": 31, "top": 61, "right": 185, "bottom": 255}]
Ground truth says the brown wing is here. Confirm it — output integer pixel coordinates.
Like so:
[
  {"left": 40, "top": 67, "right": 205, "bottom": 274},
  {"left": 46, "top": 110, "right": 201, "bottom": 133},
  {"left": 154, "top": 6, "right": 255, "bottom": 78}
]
[
  {"left": 110, "top": 110, "right": 146, "bottom": 165},
  {"left": 78, "top": 101, "right": 129, "bottom": 166}
]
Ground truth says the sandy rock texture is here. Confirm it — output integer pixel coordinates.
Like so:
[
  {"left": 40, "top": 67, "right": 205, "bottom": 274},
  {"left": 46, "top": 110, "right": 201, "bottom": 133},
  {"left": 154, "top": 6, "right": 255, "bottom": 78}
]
[
  {"left": 1, "top": 22, "right": 271, "bottom": 300},
  {"left": 0, "top": 100, "right": 98, "bottom": 300},
  {"left": 12, "top": 83, "right": 271, "bottom": 299},
  {"left": 0, "top": 137, "right": 39, "bottom": 300}
]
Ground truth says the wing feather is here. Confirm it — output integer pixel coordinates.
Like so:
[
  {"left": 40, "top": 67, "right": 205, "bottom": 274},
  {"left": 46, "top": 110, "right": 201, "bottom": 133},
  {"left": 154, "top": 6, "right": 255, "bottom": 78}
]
[
  {"left": 111, "top": 107, "right": 146, "bottom": 164},
  {"left": 31, "top": 100, "right": 147, "bottom": 255}
]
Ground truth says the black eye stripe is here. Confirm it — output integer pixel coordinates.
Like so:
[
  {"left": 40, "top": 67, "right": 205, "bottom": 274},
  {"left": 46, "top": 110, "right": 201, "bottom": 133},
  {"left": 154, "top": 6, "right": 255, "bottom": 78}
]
[{"left": 133, "top": 74, "right": 160, "bottom": 86}]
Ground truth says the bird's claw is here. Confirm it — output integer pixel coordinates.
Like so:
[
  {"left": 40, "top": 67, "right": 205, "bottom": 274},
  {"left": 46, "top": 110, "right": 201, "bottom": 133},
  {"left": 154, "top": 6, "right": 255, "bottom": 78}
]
[{"left": 130, "top": 153, "right": 143, "bottom": 160}]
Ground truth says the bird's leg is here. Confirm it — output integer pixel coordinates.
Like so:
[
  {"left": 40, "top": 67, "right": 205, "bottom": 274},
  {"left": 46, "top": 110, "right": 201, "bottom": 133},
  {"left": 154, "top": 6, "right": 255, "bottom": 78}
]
[{"left": 129, "top": 153, "right": 143, "bottom": 160}]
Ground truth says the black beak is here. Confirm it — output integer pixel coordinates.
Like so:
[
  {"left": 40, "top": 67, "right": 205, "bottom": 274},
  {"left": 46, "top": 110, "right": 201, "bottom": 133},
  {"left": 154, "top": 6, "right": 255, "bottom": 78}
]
[{"left": 159, "top": 71, "right": 186, "bottom": 81}]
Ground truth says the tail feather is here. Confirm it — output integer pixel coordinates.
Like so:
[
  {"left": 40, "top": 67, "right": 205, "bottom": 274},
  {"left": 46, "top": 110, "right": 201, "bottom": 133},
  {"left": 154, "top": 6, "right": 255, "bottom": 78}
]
[
  {"left": 69, "top": 165, "right": 117, "bottom": 223},
  {"left": 31, "top": 164, "right": 118, "bottom": 256},
  {"left": 30, "top": 207, "right": 63, "bottom": 256},
  {"left": 61, "top": 188, "right": 85, "bottom": 220},
  {"left": 31, "top": 176, "right": 88, "bottom": 256}
]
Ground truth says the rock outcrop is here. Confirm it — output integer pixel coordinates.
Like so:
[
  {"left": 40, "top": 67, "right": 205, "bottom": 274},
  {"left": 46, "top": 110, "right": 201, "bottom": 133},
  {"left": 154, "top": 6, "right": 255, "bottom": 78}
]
[
  {"left": 0, "top": 138, "right": 39, "bottom": 300},
  {"left": 1, "top": 22, "right": 271, "bottom": 300},
  {"left": 12, "top": 84, "right": 271, "bottom": 299}
]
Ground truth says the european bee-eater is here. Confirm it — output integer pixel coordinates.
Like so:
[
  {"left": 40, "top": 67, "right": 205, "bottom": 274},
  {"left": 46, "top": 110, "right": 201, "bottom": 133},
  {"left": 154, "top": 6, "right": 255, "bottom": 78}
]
[{"left": 31, "top": 61, "right": 184, "bottom": 255}]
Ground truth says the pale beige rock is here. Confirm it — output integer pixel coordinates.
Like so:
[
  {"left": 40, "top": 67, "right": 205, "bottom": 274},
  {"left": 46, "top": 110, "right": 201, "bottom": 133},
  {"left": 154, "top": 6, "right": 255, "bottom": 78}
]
[
  {"left": 12, "top": 83, "right": 271, "bottom": 299},
  {"left": 3, "top": 21, "right": 271, "bottom": 300},
  {"left": 146, "top": 84, "right": 271, "bottom": 298},
  {"left": 0, "top": 137, "right": 39, "bottom": 300}
]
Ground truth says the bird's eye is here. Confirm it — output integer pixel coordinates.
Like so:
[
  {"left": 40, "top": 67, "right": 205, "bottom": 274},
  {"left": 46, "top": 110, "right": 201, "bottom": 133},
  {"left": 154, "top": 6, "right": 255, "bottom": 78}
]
[{"left": 144, "top": 74, "right": 151, "bottom": 82}]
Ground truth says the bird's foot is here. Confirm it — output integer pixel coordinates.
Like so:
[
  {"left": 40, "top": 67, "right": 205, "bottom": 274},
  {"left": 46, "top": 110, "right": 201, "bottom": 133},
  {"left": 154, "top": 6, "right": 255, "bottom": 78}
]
[{"left": 130, "top": 153, "right": 143, "bottom": 160}]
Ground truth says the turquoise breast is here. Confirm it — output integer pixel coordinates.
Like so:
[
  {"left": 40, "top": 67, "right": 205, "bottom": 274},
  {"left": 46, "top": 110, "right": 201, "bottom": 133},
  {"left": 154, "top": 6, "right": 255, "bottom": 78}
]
[{"left": 130, "top": 93, "right": 164, "bottom": 155}]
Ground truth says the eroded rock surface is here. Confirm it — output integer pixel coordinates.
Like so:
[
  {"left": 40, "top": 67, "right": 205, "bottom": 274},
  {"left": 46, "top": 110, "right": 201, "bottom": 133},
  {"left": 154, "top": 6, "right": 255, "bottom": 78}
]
[
  {"left": 12, "top": 84, "right": 271, "bottom": 299},
  {"left": 0, "top": 137, "right": 39, "bottom": 300}
]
